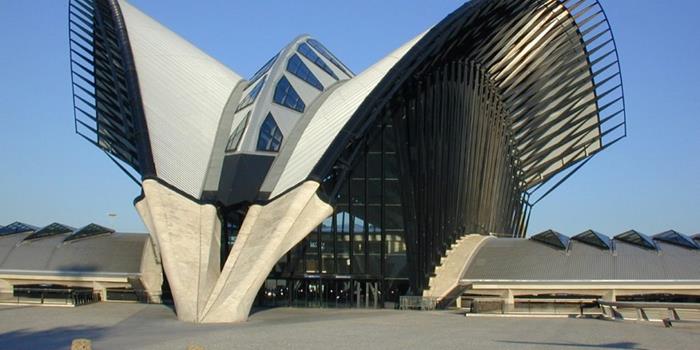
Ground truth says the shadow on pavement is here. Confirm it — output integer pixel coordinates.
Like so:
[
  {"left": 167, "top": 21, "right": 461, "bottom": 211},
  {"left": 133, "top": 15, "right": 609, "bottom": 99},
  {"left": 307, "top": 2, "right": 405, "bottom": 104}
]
[
  {"left": 497, "top": 340, "right": 646, "bottom": 349},
  {"left": 0, "top": 326, "right": 107, "bottom": 349}
]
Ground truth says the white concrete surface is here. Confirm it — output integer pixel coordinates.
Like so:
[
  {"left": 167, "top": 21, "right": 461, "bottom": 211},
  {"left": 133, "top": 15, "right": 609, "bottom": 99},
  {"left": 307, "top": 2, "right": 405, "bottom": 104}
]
[
  {"left": 136, "top": 180, "right": 221, "bottom": 322},
  {"left": 201, "top": 181, "right": 332, "bottom": 323},
  {"left": 137, "top": 180, "right": 331, "bottom": 323},
  {"left": 424, "top": 234, "right": 492, "bottom": 301}
]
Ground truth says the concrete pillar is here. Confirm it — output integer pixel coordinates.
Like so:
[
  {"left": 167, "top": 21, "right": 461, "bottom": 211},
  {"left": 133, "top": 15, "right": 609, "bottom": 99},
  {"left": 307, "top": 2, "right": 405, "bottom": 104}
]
[
  {"left": 199, "top": 181, "right": 332, "bottom": 323},
  {"left": 135, "top": 179, "right": 221, "bottom": 322},
  {"left": 604, "top": 289, "right": 617, "bottom": 302},
  {"left": 505, "top": 289, "right": 515, "bottom": 305}
]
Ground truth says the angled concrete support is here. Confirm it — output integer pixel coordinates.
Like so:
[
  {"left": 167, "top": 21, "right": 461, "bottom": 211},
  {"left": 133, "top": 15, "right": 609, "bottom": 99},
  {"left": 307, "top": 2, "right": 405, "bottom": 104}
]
[
  {"left": 135, "top": 179, "right": 330, "bottom": 323},
  {"left": 135, "top": 179, "right": 221, "bottom": 322},
  {"left": 200, "top": 181, "right": 332, "bottom": 323},
  {"left": 424, "top": 234, "right": 492, "bottom": 306}
]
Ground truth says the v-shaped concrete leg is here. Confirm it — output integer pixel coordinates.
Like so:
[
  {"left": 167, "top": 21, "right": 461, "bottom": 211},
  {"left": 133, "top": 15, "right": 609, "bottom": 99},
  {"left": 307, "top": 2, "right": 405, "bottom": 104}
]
[
  {"left": 200, "top": 181, "right": 332, "bottom": 323},
  {"left": 135, "top": 179, "right": 221, "bottom": 322},
  {"left": 135, "top": 180, "right": 331, "bottom": 323}
]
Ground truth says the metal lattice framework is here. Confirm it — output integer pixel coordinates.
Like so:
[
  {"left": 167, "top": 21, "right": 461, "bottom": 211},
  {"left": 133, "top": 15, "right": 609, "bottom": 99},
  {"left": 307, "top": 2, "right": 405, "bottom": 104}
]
[
  {"left": 68, "top": 0, "right": 153, "bottom": 183},
  {"left": 312, "top": 0, "right": 626, "bottom": 293}
]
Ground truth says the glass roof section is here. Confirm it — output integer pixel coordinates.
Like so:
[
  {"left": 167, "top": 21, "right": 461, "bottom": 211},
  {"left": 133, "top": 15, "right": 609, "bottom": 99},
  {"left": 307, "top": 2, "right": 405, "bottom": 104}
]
[
  {"left": 306, "top": 39, "right": 354, "bottom": 77},
  {"left": 287, "top": 54, "right": 324, "bottom": 91},
  {"left": 572, "top": 230, "right": 611, "bottom": 250},
  {"left": 0, "top": 222, "right": 38, "bottom": 236},
  {"left": 64, "top": 223, "right": 115, "bottom": 243},
  {"left": 297, "top": 42, "right": 339, "bottom": 80},
  {"left": 226, "top": 111, "right": 250, "bottom": 152},
  {"left": 653, "top": 230, "right": 699, "bottom": 249},
  {"left": 530, "top": 230, "right": 570, "bottom": 250},
  {"left": 273, "top": 76, "right": 305, "bottom": 112},
  {"left": 23, "top": 223, "right": 75, "bottom": 242},
  {"left": 614, "top": 230, "right": 657, "bottom": 250},
  {"left": 248, "top": 53, "right": 278, "bottom": 86},
  {"left": 237, "top": 75, "right": 267, "bottom": 112},
  {"left": 257, "top": 113, "right": 284, "bottom": 152}
]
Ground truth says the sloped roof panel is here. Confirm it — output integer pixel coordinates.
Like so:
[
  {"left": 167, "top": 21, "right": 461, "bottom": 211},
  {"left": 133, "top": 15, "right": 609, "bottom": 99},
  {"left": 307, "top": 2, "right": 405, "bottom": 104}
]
[{"left": 118, "top": 0, "right": 243, "bottom": 198}]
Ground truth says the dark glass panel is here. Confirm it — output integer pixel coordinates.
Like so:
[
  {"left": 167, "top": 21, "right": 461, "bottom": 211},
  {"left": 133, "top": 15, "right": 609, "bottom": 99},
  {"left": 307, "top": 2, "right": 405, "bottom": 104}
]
[
  {"left": 306, "top": 39, "right": 354, "bottom": 77},
  {"left": 653, "top": 230, "right": 698, "bottom": 249},
  {"left": 572, "top": 230, "right": 611, "bottom": 250},
  {"left": 257, "top": 113, "right": 284, "bottom": 152},
  {"left": 530, "top": 230, "right": 570, "bottom": 250},
  {"left": 273, "top": 76, "right": 305, "bottom": 112},
  {"left": 24, "top": 223, "right": 75, "bottom": 241},
  {"left": 236, "top": 75, "right": 267, "bottom": 111},
  {"left": 0, "top": 222, "right": 37, "bottom": 236},
  {"left": 286, "top": 54, "right": 324, "bottom": 91},
  {"left": 226, "top": 111, "right": 250, "bottom": 151},
  {"left": 64, "top": 223, "right": 114, "bottom": 243},
  {"left": 297, "top": 42, "right": 338, "bottom": 80},
  {"left": 366, "top": 152, "right": 382, "bottom": 179},
  {"left": 248, "top": 53, "right": 278, "bottom": 86},
  {"left": 614, "top": 230, "right": 656, "bottom": 250}
]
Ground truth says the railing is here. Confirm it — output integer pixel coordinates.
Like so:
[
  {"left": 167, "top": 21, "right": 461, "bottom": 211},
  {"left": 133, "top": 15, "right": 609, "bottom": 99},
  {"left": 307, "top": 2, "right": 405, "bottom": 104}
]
[
  {"left": 3, "top": 287, "right": 100, "bottom": 306},
  {"left": 598, "top": 300, "right": 700, "bottom": 326},
  {"left": 399, "top": 296, "right": 438, "bottom": 311}
]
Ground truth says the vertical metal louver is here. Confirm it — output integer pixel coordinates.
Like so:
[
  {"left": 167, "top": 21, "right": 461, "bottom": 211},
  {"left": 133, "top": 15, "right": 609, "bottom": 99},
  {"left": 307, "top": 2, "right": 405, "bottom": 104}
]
[{"left": 69, "top": 0, "right": 153, "bottom": 183}]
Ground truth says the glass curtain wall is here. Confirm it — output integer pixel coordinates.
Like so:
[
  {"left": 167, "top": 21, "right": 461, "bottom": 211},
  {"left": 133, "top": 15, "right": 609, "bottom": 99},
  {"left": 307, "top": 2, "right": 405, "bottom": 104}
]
[{"left": 261, "top": 119, "right": 409, "bottom": 308}]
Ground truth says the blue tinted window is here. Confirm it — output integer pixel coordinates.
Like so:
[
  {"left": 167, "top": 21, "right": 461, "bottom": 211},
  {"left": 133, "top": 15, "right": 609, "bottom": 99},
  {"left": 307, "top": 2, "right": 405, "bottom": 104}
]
[
  {"left": 257, "top": 113, "right": 283, "bottom": 152},
  {"left": 236, "top": 75, "right": 266, "bottom": 111},
  {"left": 273, "top": 76, "right": 305, "bottom": 112},
  {"left": 307, "top": 39, "right": 353, "bottom": 77},
  {"left": 248, "top": 53, "right": 278, "bottom": 86},
  {"left": 227, "top": 111, "right": 250, "bottom": 151},
  {"left": 287, "top": 54, "right": 324, "bottom": 91},
  {"left": 298, "top": 43, "right": 338, "bottom": 80}
]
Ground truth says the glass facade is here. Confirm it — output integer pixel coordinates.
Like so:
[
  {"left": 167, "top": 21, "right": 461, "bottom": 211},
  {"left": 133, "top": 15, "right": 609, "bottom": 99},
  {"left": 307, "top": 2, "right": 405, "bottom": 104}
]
[
  {"left": 297, "top": 43, "right": 338, "bottom": 80},
  {"left": 287, "top": 54, "right": 324, "bottom": 91},
  {"left": 273, "top": 76, "right": 305, "bottom": 112},
  {"left": 307, "top": 39, "right": 353, "bottom": 77},
  {"left": 248, "top": 53, "right": 278, "bottom": 86},
  {"left": 236, "top": 76, "right": 267, "bottom": 112},
  {"left": 226, "top": 111, "right": 250, "bottom": 151},
  {"left": 257, "top": 113, "right": 283, "bottom": 152},
  {"left": 258, "top": 120, "right": 409, "bottom": 308}
]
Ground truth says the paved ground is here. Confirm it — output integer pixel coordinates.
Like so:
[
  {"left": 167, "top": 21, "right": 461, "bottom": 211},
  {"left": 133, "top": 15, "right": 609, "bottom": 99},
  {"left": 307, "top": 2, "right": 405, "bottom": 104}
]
[{"left": 1, "top": 303, "right": 699, "bottom": 349}]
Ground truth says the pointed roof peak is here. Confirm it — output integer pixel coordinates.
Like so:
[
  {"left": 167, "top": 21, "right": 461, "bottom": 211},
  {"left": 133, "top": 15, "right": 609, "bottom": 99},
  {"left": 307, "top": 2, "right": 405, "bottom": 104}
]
[
  {"left": 614, "top": 230, "right": 656, "bottom": 250},
  {"left": 64, "top": 223, "right": 115, "bottom": 243},
  {"left": 23, "top": 222, "right": 75, "bottom": 242},
  {"left": 530, "top": 229, "right": 570, "bottom": 250},
  {"left": 0, "top": 222, "right": 38, "bottom": 236}
]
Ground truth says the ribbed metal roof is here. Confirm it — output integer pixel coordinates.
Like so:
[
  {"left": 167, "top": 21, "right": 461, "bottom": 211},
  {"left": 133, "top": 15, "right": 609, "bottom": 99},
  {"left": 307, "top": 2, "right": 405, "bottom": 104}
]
[
  {"left": 0, "top": 230, "right": 149, "bottom": 276},
  {"left": 463, "top": 238, "right": 700, "bottom": 281}
]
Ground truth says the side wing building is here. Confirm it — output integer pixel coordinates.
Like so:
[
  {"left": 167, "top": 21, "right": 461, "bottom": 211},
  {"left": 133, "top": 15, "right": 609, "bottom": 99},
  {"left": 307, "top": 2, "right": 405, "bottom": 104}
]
[{"left": 68, "top": 0, "right": 627, "bottom": 322}]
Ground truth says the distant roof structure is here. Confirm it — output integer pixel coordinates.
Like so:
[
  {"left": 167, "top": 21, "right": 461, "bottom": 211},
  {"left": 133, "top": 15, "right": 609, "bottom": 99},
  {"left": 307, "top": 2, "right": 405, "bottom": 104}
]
[
  {"left": 572, "top": 230, "right": 612, "bottom": 250},
  {"left": 64, "top": 223, "right": 115, "bottom": 243},
  {"left": 653, "top": 230, "right": 698, "bottom": 250},
  {"left": 529, "top": 230, "right": 570, "bottom": 250},
  {"left": 463, "top": 238, "right": 700, "bottom": 282},
  {"left": 614, "top": 230, "right": 657, "bottom": 250},
  {"left": 23, "top": 223, "right": 75, "bottom": 242},
  {"left": 0, "top": 222, "right": 38, "bottom": 236}
]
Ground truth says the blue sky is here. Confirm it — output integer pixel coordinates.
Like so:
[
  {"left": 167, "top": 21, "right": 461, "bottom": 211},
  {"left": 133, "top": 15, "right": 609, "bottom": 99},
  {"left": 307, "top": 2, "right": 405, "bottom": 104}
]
[{"left": 0, "top": 0, "right": 697, "bottom": 237}]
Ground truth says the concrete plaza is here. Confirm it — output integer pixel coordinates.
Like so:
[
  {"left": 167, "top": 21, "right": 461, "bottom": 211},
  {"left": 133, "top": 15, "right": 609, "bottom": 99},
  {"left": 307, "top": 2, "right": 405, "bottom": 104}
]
[{"left": 1, "top": 304, "right": 699, "bottom": 349}]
